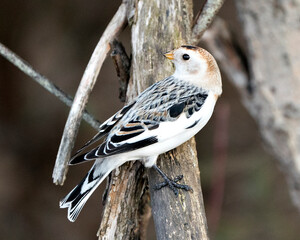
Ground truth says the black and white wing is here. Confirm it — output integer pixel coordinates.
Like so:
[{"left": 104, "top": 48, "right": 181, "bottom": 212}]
[
  {"left": 69, "top": 101, "right": 136, "bottom": 164},
  {"left": 73, "top": 77, "right": 210, "bottom": 161}
]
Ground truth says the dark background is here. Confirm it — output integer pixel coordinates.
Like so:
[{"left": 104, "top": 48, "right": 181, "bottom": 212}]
[{"left": 0, "top": 0, "right": 299, "bottom": 239}]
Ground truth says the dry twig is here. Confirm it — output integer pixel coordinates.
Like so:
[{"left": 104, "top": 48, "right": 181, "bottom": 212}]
[
  {"left": 0, "top": 42, "right": 101, "bottom": 130},
  {"left": 192, "top": 0, "right": 225, "bottom": 44},
  {"left": 52, "top": 2, "right": 128, "bottom": 185}
]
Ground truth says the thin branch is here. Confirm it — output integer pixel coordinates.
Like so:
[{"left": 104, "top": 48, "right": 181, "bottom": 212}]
[
  {"left": 191, "top": 0, "right": 225, "bottom": 44},
  {"left": 0, "top": 42, "right": 101, "bottom": 130},
  {"left": 52, "top": 2, "right": 128, "bottom": 185}
]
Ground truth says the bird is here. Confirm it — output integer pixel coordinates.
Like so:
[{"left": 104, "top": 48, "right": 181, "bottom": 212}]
[{"left": 60, "top": 45, "right": 222, "bottom": 222}]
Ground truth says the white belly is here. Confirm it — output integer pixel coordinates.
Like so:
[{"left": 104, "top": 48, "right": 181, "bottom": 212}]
[{"left": 119, "top": 92, "right": 217, "bottom": 160}]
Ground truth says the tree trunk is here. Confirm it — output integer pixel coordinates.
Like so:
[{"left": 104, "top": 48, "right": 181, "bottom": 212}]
[
  {"left": 203, "top": 0, "right": 300, "bottom": 212},
  {"left": 234, "top": 0, "right": 300, "bottom": 211},
  {"left": 130, "top": 1, "right": 208, "bottom": 238},
  {"left": 98, "top": 0, "right": 209, "bottom": 239}
]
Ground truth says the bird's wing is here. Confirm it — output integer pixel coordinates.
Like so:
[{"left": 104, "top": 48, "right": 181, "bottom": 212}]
[
  {"left": 69, "top": 101, "right": 136, "bottom": 164},
  {"left": 80, "top": 77, "right": 209, "bottom": 160}
]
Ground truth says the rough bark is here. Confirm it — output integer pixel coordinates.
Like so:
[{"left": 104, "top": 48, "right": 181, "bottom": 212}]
[
  {"left": 149, "top": 140, "right": 208, "bottom": 240},
  {"left": 97, "top": 162, "right": 148, "bottom": 239},
  {"left": 99, "top": 0, "right": 210, "bottom": 239},
  {"left": 204, "top": 0, "right": 300, "bottom": 211},
  {"left": 131, "top": 1, "right": 209, "bottom": 238}
]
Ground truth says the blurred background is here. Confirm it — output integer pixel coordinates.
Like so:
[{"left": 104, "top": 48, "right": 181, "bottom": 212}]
[{"left": 0, "top": 0, "right": 299, "bottom": 239}]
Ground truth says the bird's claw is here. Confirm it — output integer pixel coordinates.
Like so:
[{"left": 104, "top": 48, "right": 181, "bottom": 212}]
[{"left": 153, "top": 174, "right": 193, "bottom": 196}]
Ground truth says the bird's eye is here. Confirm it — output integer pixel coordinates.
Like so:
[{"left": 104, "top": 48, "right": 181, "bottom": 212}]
[{"left": 182, "top": 54, "right": 190, "bottom": 60}]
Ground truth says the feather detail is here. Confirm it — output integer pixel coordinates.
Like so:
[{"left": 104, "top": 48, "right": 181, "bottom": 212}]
[
  {"left": 69, "top": 101, "right": 136, "bottom": 165},
  {"left": 70, "top": 77, "right": 209, "bottom": 165},
  {"left": 60, "top": 157, "right": 124, "bottom": 222}
]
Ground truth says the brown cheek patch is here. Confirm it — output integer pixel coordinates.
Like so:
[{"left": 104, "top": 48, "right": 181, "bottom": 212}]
[{"left": 189, "top": 69, "right": 200, "bottom": 75}]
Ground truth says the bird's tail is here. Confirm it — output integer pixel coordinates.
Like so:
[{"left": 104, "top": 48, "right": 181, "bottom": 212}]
[{"left": 60, "top": 159, "right": 115, "bottom": 222}]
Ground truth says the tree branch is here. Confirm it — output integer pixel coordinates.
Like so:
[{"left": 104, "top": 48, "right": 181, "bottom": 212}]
[
  {"left": 192, "top": 0, "right": 225, "bottom": 44},
  {"left": 52, "top": 1, "right": 128, "bottom": 185},
  {"left": 0, "top": 42, "right": 101, "bottom": 130}
]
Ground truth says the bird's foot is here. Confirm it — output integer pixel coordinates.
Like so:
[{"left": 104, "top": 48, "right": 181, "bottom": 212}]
[{"left": 153, "top": 174, "right": 193, "bottom": 196}]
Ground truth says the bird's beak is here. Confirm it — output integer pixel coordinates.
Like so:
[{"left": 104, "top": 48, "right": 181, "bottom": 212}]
[{"left": 164, "top": 51, "right": 174, "bottom": 60}]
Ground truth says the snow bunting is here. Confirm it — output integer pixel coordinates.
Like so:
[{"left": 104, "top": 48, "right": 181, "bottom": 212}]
[{"left": 60, "top": 45, "right": 222, "bottom": 222}]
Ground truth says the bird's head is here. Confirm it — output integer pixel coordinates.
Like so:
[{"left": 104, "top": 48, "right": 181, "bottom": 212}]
[{"left": 164, "top": 45, "right": 222, "bottom": 96}]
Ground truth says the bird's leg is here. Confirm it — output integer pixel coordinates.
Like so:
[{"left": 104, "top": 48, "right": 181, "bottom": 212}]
[{"left": 152, "top": 164, "right": 193, "bottom": 196}]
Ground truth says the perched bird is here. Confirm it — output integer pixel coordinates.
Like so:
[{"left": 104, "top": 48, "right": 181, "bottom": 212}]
[{"left": 60, "top": 45, "right": 222, "bottom": 222}]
